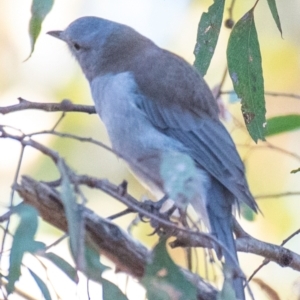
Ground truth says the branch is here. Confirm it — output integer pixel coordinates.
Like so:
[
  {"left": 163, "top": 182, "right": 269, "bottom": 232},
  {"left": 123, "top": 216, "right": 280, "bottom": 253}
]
[
  {"left": 3, "top": 120, "right": 300, "bottom": 280},
  {"left": 172, "top": 218, "right": 300, "bottom": 273},
  {"left": 15, "top": 176, "right": 217, "bottom": 300},
  {"left": 234, "top": 221, "right": 300, "bottom": 271},
  {"left": 2, "top": 101, "right": 300, "bottom": 294},
  {"left": 0, "top": 125, "right": 216, "bottom": 250},
  {"left": 221, "top": 90, "right": 300, "bottom": 100},
  {"left": 16, "top": 172, "right": 300, "bottom": 275},
  {"left": 0, "top": 98, "right": 96, "bottom": 115}
]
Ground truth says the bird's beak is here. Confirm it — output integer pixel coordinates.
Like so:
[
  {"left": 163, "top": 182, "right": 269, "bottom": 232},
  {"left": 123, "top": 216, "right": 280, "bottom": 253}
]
[{"left": 47, "top": 30, "right": 65, "bottom": 41}]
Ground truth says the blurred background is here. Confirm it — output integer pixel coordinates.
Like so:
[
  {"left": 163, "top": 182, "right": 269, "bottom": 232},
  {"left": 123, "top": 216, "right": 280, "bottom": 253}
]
[{"left": 1, "top": 0, "right": 300, "bottom": 299}]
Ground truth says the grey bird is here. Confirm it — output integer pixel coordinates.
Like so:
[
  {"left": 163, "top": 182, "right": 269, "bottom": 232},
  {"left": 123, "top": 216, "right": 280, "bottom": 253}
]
[{"left": 48, "top": 16, "right": 258, "bottom": 300}]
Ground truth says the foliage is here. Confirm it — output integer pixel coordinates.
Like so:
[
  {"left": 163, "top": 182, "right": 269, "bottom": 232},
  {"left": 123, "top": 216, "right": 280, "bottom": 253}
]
[
  {"left": 142, "top": 238, "right": 197, "bottom": 300},
  {"left": 227, "top": 9, "right": 266, "bottom": 142},
  {"left": 1, "top": 1, "right": 300, "bottom": 300},
  {"left": 194, "top": 0, "right": 225, "bottom": 77},
  {"left": 194, "top": 0, "right": 282, "bottom": 142},
  {"left": 28, "top": 0, "right": 54, "bottom": 58},
  {"left": 265, "top": 115, "right": 300, "bottom": 137}
]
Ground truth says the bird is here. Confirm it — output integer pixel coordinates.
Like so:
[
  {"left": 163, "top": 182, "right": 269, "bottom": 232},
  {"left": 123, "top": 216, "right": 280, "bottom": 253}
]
[{"left": 48, "top": 16, "right": 258, "bottom": 300}]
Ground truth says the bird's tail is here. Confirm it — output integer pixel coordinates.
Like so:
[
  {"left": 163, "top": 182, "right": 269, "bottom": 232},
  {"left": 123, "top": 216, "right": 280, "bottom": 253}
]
[{"left": 206, "top": 179, "right": 245, "bottom": 300}]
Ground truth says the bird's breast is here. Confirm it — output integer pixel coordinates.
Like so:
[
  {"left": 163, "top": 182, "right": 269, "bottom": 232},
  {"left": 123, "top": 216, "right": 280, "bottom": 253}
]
[{"left": 90, "top": 72, "right": 185, "bottom": 187}]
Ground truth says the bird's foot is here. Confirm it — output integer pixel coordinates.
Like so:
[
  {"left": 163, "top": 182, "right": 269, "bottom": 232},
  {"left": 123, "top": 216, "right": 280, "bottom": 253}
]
[{"left": 139, "top": 195, "right": 180, "bottom": 235}]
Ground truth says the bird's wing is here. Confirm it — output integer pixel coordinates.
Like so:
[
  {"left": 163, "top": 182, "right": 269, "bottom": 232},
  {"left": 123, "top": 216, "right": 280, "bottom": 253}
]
[
  {"left": 138, "top": 96, "right": 256, "bottom": 211},
  {"left": 132, "top": 50, "right": 257, "bottom": 211}
]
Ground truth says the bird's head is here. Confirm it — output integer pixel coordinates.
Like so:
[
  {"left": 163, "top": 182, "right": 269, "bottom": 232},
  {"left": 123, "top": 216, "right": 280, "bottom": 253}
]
[{"left": 48, "top": 16, "right": 149, "bottom": 81}]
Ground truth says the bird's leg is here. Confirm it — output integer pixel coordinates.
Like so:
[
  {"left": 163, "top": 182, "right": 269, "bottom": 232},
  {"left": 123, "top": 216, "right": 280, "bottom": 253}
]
[
  {"left": 139, "top": 195, "right": 180, "bottom": 235},
  {"left": 141, "top": 195, "right": 180, "bottom": 223},
  {"left": 139, "top": 194, "right": 169, "bottom": 222},
  {"left": 107, "top": 194, "right": 171, "bottom": 222}
]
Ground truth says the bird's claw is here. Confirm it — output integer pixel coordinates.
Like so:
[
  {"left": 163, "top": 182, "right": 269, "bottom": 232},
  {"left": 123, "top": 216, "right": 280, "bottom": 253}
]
[{"left": 138, "top": 196, "right": 178, "bottom": 235}]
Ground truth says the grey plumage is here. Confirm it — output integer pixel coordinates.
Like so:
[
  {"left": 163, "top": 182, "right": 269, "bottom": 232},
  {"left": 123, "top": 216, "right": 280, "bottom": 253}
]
[{"left": 48, "top": 16, "right": 258, "bottom": 300}]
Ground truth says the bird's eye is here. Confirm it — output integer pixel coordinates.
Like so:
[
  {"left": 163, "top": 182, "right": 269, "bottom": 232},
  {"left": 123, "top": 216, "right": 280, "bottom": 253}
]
[{"left": 73, "top": 43, "right": 81, "bottom": 51}]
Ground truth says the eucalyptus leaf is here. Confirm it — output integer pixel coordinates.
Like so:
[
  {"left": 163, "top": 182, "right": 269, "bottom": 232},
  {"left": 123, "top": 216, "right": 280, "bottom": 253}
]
[
  {"left": 83, "top": 246, "right": 127, "bottom": 300},
  {"left": 217, "top": 279, "right": 236, "bottom": 300},
  {"left": 291, "top": 167, "right": 300, "bottom": 174},
  {"left": 7, "top": 204, "right": 39, "bottom": 294},
  {"left": 267, "top": 0, "right": 282, "bottom": 36},
  {"left": 102, "top": 278, "right": 129, "bottom": 300},
  {"left": 142, "top": 238, "right": 197, "bottom": 300},
  {"left": 241, "top": 204, "right": 255, "bottom": 221},
  {"left": 227, "top": 9, "right": 266, "bottom": 142},
  {"left": 84, "top": 245, "right": 109, "bottom": 282},
  {"left": 43, "top": 252, "right": 78, "bottom": 283},
  {"left": 58, "top": 159, "right": 85, "bottom": 271},
  {"left": 194, "top": 0, "right": 225, "bottom": 76},
  {"left": 28, "top": 268, "right": 52, "bottom": 300},
  {"left": 28, "top": 0, "right": 54, "bottom": 58},
  {"left": 266, "top": 115, "right": 300, "bottom": 136}
]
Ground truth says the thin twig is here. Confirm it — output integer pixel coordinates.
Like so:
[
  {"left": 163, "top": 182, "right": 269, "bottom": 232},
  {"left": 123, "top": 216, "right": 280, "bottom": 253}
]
[
  {"left": 265, "top": 141, "right": 300, "bottom": 161},
  {"left": 29, "top": 130, "right": 115, "bottom": 155},
  {"left": 221, "top": 90, "right": 300, "bottom": 100},
  {"left": 215, "top": 68, "right": 228, "bottom": 100},
  {"left": 0, "top": 98, "right": 96, "bottom": 115},
  {"left": 237, "top": 143, "right": 300, "bottom": 162},
  {"left": 281, "top": 229, "right": 300, "bottom": 246},
  {"left": 247, "top": 228, "right": 300, "bottom": 282},
  {"left": 45, "top": 234, "right": 68, "bottom": 251},
  {"left": 51, "top": 112, "right": 66, "bottom": 131},
  {"left": 255, "top": 191, "right": 300, "bottom": 200}
]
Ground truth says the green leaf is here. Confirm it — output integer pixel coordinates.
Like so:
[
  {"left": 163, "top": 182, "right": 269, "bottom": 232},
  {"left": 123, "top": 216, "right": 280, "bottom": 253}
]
[
  {"left": 241, "top": 204, "right": 255, "bottom": 221},
  {"left": 58, "top": 159, "right": 85, "bottom": 270},
  {"left": 217, "top": 278, "right": 237, "bottom": 300},
  {"left": 227, "top": 10, "right": 266, "bottom": 142},
  {"left": 43, "top": 252, "right": 78, "bottom": 283},
  {"left": 28, "top": 268, "right": 52, "bottom": 300},
  {"left": 266, "top": 0, "right": 282, "bottom": 36},
  {"left": 28, "top": 241, "right": 46, "bottom": 253},
  {"left": 160, "top": 152, "right": 197, "bottom": 210},
  {"left": 83, "top": 246, "right": 127, "bottom": 300},
  {"left": 291, "top": 167, "right": 300, "bottom": 174},
  {"left": 84, "top": 245, "right": 108, "bottom": 282},
  {"left": 102, "top": 278, "right": 129, "bottom": 300},
  {"left": 193, "top": 0, "right": 225, "bottom": 76},
  {"left": 265, "top": 115, "right": 300, "bottom": 137},
  {"left": 142, "top": 238, "right": 197, "bottom": 300},
  {"left": 28, "top": 0, "right": 54, "bottom": 58},
  {"left": 7, "top": 204, "right": 39, "bottom": 294}
]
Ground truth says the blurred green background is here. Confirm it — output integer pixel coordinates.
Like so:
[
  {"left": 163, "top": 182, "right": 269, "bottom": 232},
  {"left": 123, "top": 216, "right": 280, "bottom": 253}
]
[{"left": 1, "top": 0, "right": 300, "bottom": 299}]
